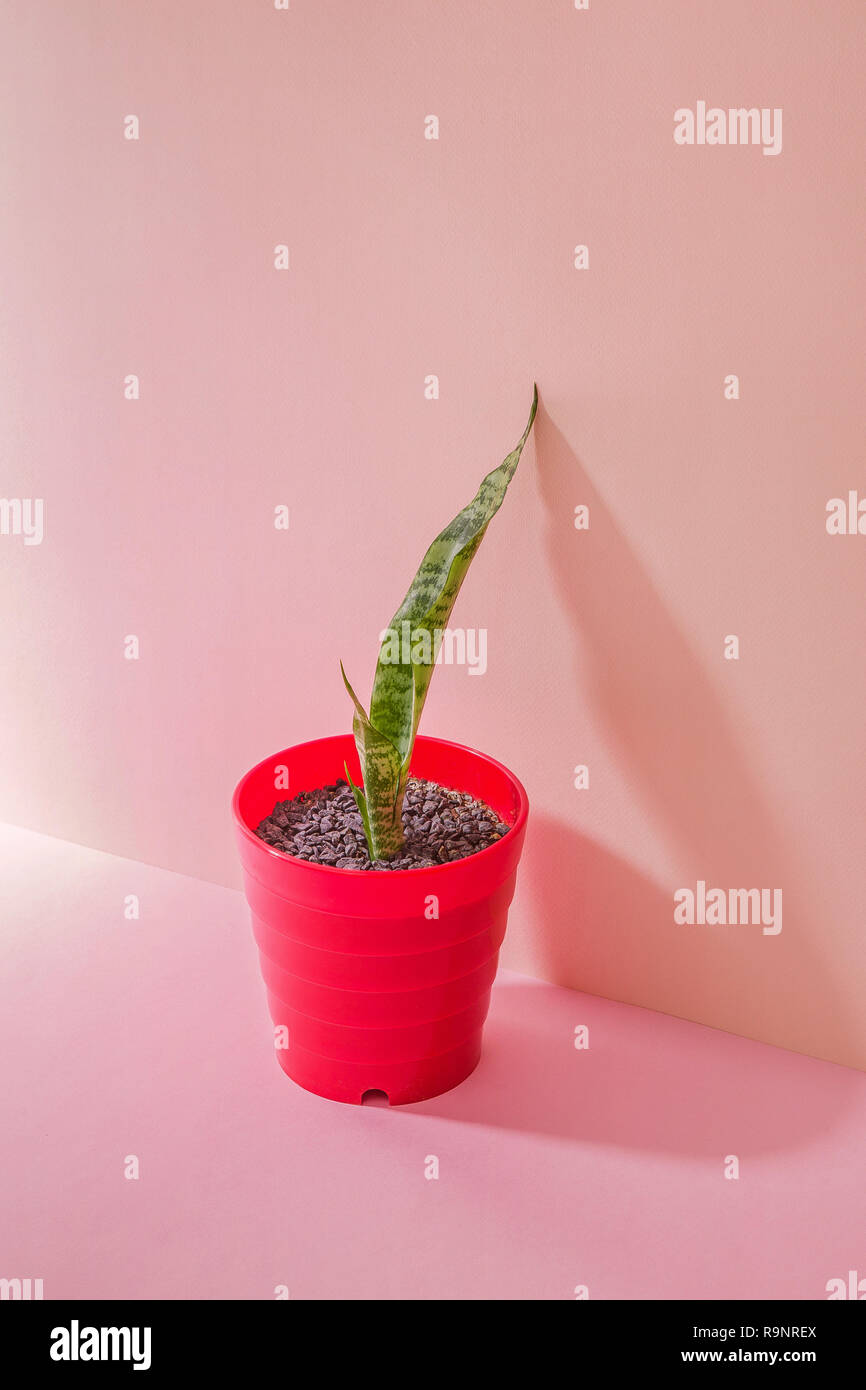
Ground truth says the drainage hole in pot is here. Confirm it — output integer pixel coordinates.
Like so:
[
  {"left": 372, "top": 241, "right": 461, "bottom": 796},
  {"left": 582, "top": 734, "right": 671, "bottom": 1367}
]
[{"left": 361, "top": 1089, "right": 390, "bottom": 1107}]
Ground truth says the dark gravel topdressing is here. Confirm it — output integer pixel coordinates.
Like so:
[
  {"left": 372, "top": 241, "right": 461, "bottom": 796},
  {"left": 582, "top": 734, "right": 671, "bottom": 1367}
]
[{"left": 255, "top": 776, "right": 512, "bottom": 871}]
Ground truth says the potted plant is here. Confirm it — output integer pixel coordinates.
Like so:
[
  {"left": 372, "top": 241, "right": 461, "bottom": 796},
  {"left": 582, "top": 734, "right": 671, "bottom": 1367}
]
[{"left": 232, "top": 386, "right": 537, "bottom": 1104}]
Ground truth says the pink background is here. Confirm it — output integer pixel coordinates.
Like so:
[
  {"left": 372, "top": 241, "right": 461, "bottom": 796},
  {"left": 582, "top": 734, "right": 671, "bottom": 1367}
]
[{"left": 2, "top": 1, "right": 865, "bottom": 1070}]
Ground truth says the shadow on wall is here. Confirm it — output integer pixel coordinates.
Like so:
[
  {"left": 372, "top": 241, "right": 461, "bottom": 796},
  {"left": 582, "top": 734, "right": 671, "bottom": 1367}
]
[{"left": 515, "top": 400, "right": 859, "bottom": 1073}]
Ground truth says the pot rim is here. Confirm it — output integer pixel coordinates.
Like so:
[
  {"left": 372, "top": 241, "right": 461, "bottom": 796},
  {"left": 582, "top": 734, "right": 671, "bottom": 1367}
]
[{"left": 232, "top": 732, "right": 529, "bottom": 880}]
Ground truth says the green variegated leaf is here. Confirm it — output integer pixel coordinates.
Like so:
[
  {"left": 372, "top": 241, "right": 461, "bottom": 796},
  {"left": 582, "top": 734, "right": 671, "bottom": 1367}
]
[
  {"left": 342, "top": 760, "right": 372, "bottom": 848},
  {"left": 371, "top": 385, "right": 537, "bottom": 756},
  {"left": 343, "top": 385, "right": 537, "bottom": 861},
  {"left": 339, "top": 662, "right": 405, "bottom": 859}
]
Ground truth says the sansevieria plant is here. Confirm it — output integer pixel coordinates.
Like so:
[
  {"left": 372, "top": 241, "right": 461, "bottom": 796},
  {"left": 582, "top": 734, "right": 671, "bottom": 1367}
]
[{"left": 340, "top": 385, "right": 537, "bottom": 861}]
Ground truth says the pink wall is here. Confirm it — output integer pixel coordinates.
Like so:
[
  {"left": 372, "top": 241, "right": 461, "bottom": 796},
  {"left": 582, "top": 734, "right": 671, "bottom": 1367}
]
[{"left": 2, "top": 0, "right": 864, "bottom": 1068}]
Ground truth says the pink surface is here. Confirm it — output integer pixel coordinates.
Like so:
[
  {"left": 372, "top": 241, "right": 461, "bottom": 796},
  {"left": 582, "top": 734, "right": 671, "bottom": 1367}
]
[
  {"left": 1, "top": 0, "right": 865, "bottom": 1070},
  {"left": 1, "top": 823, "right": 863, "bottom": 1300}
]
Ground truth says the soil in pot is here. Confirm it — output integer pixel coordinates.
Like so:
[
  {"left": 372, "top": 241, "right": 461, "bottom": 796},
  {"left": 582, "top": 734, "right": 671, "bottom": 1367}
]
[{"left": 255, "top": 776, "right": 511, "bottom": 871}]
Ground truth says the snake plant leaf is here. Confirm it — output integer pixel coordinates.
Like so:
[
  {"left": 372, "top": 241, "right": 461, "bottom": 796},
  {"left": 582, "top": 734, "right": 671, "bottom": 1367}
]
[
  {"left": 370, "top": 384, "right": 537, "bottom": 760},
  {"left": 340, "top": 661, "right": 405, "bottom": 859},
  {"left": 344, "top": 384, "right": 537, "bottom": 861},
  {"left": 342, "top": 760, "right": 372, "bottom": 850}
]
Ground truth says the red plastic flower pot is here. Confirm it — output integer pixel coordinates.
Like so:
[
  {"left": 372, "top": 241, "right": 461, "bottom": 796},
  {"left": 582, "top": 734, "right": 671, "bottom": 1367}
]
[{"left": 232, "top": 733, "right": 529, "bottom": 1105}]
